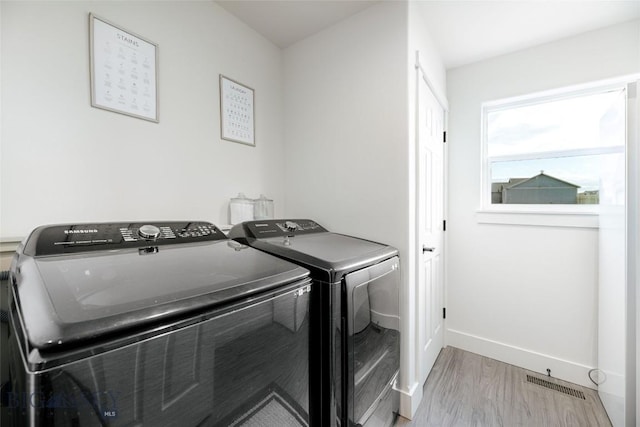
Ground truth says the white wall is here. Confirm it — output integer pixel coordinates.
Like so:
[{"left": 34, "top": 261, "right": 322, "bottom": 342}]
[
  {"left": 283, "top": 2, "right": 408, "bottom": 246},
  {"left": 1, "top": 1, "right": 284, "bottom": 239},
  {"left": 636, "top": 72, "right": 640, "bottom": 427},
  {"left": 446, "top": 20, "right": 640, "bottom": 389},
  {"left": 636, "top": 28, "right": 640, "bottom": 422}
]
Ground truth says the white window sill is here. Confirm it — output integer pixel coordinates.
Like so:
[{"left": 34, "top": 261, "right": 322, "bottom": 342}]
[{"left": 476, "top": 209, "right": 599, "bottom": 228}]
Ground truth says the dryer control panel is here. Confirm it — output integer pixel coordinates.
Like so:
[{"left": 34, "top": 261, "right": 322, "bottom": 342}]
[
  {"left": 24, "top": 221, "right": 226, "bottom": 256},
  {"left": 229, "top": 219, "right": 327, "bottom": 241}
]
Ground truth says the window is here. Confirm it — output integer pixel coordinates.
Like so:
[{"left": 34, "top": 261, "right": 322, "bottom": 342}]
[{"left": 480, "top": 81, "right": 627, "bottom": 221}]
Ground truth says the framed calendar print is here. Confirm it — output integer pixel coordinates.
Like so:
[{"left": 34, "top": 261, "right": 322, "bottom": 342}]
[{"left": 220, "top": 75, "right": 255, "bottom": 146}]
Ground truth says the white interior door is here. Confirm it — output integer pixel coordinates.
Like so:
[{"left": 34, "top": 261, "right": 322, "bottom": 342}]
[{"left": 416, "top": 70, "right": 445, "bottom": 383}]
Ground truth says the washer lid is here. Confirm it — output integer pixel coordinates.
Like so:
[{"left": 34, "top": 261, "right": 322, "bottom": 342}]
[{"left": 12, "top": 239, "right": 309, "bottom": 351}]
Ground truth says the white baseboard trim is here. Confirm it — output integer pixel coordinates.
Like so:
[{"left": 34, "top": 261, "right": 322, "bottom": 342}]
[
  {"left": 395, "top": 380, "right": 422, "bottom": 420},
  {"left": 446, "top": 328, "right": 597, "bottom": 390}
]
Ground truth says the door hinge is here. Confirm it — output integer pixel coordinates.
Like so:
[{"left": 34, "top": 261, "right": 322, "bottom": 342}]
[
  {"left": 443, "top": 220, "right": 447, "bottom": 231},
  {"left": 443, "top": 131, "right": 447, "bottom": 143},
  {"left": 443, "top": 307, "right": 446, "bottom": 319}
]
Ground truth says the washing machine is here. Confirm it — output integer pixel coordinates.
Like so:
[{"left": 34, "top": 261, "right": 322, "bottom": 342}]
[
  {"left": 6, "top": 221, "right": 312, "bottom": 426},
  {"left": 229, "top": 219, "right": 400, "bottom": 427}
]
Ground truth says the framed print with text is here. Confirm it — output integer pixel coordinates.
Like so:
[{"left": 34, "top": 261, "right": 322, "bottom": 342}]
[
  {"left": 220, "top": 75, "right": 255, "bottom": 146},
  {"left": 90, "top": 13, "right": 158, "bottom": 122}
]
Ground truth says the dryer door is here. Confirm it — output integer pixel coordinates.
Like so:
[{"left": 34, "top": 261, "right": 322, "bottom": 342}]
[{"left": 343, "top": 256, "right": 400, "bottom": 427}]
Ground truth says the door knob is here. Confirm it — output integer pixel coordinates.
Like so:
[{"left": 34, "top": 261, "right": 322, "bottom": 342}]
[{"left": 423, "top": 246, "right": 435, "bottom": 253}]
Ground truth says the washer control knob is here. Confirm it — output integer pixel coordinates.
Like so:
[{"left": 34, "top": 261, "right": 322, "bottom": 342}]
[
  {"left": 138, "top": 225, "right": 161, "bottom": 240},
  {"left": 285, "top": 221, "right": 299, "bottom": 231}
]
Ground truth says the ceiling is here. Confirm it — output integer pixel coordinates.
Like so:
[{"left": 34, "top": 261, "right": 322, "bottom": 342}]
[
  {"left": 216, "top": 1, "right": 378, "bottom": 49},
  {"left": 217, "top": 0, "right": 640, "bottom": 69},
  {"left": 417, "top": 1, "right": 640, "bottom": 69}
]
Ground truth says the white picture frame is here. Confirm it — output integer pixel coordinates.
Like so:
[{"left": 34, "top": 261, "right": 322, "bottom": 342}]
[
  {"left": 89, "top": 13, "right": 159, "bottom": 122},
  {"left": 220, "top": 75, "right": 255, "bottom": 146}
]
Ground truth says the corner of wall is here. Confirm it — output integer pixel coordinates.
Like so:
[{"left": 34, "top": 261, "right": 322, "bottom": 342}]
[{"left": 395, "top": 380, "right": 423, "bottom": 420}]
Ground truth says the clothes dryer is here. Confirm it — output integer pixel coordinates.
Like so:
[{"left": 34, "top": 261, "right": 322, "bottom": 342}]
[
  {"left": 7, "top": 221, "right": 312, "bottom": 426},
  {"left": 229, "top": 219, "right": 400, "bottom": 427}
]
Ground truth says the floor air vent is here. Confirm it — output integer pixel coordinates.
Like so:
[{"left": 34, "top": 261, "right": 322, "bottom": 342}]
[{"left": 526, "top": 375, "right": 586, "bottom": 400}]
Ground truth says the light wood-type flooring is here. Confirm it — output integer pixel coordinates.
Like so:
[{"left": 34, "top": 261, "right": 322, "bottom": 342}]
[{"left": 396, "top": 347, "right": 612, "bottom": 427}]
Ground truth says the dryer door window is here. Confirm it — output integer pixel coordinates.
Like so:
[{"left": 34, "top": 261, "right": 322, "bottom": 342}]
[{"left": 344, "top": 256, "right": 400, "bottom": 426}]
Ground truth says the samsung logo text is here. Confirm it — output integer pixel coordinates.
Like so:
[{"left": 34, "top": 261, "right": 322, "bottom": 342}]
[{"left": 64, "top": 229, "right": 98, "bottom": 234}]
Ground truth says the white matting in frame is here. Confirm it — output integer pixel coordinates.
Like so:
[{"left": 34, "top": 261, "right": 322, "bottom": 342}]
[
  {"left": 90, "top": 13, "right": 159, "bottom": 122},
  {"left": 220, "top": 75, "right": 255, "bottom": 146}
]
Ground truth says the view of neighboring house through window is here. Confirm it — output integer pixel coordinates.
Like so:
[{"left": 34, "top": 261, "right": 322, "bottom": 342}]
[{"left": 483, "top": 85, "right": 626, "bottom": 206}]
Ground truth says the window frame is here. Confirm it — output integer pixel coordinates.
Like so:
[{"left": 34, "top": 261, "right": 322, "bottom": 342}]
[{"left": 478, "top": 76, "right": 634, "bottom": 228}]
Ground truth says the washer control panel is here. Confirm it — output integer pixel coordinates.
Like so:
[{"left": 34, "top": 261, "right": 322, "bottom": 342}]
[
  {"left": 25, "top": 221, "right": 226, "bottom": 256},
  {"left": 237, "top": 219, "right": 327, "bottom": 239}
]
